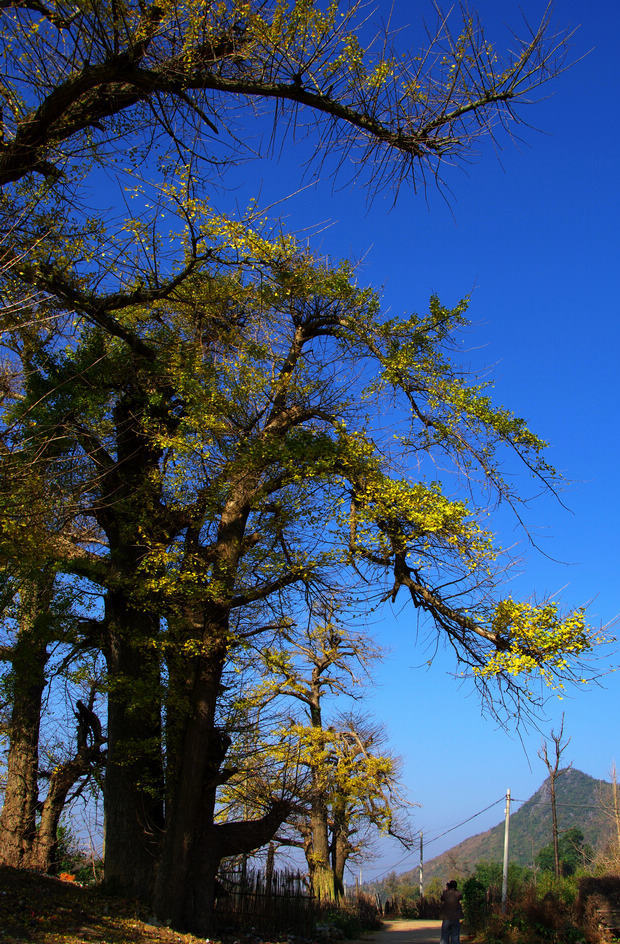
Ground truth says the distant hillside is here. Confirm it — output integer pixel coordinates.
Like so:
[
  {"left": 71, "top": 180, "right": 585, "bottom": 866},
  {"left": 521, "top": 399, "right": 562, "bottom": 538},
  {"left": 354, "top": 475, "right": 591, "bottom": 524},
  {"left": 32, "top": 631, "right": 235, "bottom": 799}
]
[{"left": 386, "top": 769, "right": 614, "bottom": 890}]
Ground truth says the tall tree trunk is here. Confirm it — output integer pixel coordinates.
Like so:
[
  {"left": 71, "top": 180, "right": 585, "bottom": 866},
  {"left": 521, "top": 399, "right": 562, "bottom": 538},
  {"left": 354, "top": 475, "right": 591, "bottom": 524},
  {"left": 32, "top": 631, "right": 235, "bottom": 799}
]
[
  {"left": 306, "top": 694, "right": 335, "bottom": 901},
  {"left": 153, "top": 487, "right": 267, "bottom": 930},
  {"left": 97, "top": 384, "right": 178, "bottom": 899},
  {"left": 103, "top": 589, "right": 163, "bottom": 898},
  {"left": 550, "top": 774, "right": 560, "bottom": 879},
  {"left": 188, "top": 803, "right": 291, "bottom": 933},
  {"left": 539, "top": 715, "right": 571, "bottom": 882},
  {"left": 331, "top": 803, "right": 349, "bottom": 900},
  {"left": 611, "top": 763, "right": 620, "bottom": 858},
  {"left": 153, "top": 604, "right": 290, "bottom": 932},
  {"left": 153, "top": 607, "right": 229, "bottom": 928},
  {"left": 0, "top": 577, "right": 52, "bottom": 867},
  {"left": 309, "top": 792, "right": 335, "bottom": 901}
]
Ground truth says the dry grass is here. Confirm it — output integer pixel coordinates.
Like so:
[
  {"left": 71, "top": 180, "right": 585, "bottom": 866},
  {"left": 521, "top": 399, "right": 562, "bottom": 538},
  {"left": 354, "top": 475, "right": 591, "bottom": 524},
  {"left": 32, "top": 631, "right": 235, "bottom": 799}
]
[{"left": 0, "top": 866, "right": 210, "bottom": 944}]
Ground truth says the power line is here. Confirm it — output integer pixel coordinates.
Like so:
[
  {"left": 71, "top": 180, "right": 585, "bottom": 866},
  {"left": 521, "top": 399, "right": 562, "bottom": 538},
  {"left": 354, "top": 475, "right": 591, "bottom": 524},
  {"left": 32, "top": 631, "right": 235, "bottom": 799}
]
[
  {"left": 368, "top": 796, "right": 505, "bottom": 883},
  {"left": 512, "top": 799, "right": 603, "bottom": 810},
  {"left": 368, "top": 848, "right": 418, "bottom": 883},
  {"left": 424, "top": 796, "right": 505, "bottom": 848}
]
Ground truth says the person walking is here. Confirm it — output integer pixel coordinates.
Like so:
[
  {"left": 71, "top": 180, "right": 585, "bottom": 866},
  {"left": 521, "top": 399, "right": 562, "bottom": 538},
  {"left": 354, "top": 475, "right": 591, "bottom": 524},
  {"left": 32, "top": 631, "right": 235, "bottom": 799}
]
[{"left": 440, "top": 880, "right": 463, "bottom": 944}]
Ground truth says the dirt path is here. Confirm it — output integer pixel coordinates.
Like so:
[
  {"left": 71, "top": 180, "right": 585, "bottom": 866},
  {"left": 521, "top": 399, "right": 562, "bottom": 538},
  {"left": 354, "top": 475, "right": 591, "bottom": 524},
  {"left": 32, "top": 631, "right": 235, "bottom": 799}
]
[{"left": 360, "top": 918, "right": 444, "bottom": 944}]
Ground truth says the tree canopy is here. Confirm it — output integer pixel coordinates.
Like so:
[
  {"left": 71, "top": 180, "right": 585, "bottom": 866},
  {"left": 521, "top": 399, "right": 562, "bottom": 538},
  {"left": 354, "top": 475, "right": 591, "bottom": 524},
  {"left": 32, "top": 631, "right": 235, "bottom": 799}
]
[
  {"left": 1, "top": 0, "right": 574, "bottom": 339},
  {"left": 536, "top": 827, "right": 593, "bottom": 877}
]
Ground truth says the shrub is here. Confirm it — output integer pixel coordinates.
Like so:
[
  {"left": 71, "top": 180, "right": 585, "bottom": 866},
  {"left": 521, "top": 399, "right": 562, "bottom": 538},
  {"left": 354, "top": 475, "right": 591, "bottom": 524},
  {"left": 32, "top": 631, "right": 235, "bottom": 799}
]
[
  {"left": 322, "top": 897, "right": 381, "bottom": 938},
  {"left": 473, "top": 883, "right": 585, "bottom": 944},
  {"left": 463, "top": 876, "right": 490, "bottom": 933},
  {"left": 536, "top": 872, "right": 579, "bottom": 907},
  {"left": 478, "top": 911, "right": 521, "bottom": 944}
]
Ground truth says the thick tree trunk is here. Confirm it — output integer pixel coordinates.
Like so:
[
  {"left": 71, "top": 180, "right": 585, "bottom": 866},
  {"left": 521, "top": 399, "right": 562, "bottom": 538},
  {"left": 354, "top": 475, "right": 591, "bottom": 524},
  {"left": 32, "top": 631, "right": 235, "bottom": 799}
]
[
  {"left": 153, "top": 608, "right": 229, "bottom": 928},
  {"left": 163, "top": 618, "right": 196, "bottom": 813},
  {"left": 0, "top": 578, "right": 52, "bottom": 867},
  {"left": 103, "top": 589, "right": 164, "bottom": 898},
  {"left": 186, "top": 804, "right": 292, "bottom": 933},
  {"left": 331, "top": 809, "right": 349, "bottom": 900},
  {"left": 306, "top": 699, "right": 335, "bottom": 901},
  {"left": 153, "top": 603, "right": 290, "bottom": 932},
  {"left": 309, "top": 795, "right": 335, "bottom": 901},
  {"left": 0, "top": 642, "right": 47, "bottom": 866},
  {"left": 153, "top": 484, "right": 266, "bottom": 930}
]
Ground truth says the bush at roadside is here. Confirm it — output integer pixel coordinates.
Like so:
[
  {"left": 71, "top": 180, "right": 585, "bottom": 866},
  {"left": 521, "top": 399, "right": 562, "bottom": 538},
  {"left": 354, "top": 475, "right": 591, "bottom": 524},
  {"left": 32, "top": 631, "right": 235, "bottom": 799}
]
[{"left": 469, "top": 883, "right": 586, "bottom": 944}]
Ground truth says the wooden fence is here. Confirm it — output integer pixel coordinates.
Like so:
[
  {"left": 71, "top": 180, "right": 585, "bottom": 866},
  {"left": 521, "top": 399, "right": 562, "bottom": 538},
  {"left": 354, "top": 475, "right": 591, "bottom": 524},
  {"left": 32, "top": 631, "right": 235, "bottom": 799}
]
[{"left": 214, "top": 867, "right": 376, "bottom": 936}]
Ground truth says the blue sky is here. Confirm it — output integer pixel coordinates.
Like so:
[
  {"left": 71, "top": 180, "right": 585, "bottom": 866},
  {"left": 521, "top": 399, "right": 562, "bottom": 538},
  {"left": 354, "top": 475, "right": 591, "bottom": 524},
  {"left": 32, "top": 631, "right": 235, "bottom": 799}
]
[{"left": 219, "top": 0, "right": 620, "bottom": 880}]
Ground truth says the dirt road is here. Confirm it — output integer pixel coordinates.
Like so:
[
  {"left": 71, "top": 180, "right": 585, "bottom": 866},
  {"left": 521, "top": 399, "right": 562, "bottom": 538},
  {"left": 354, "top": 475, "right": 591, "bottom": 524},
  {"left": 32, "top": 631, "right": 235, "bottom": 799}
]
[{"left": 360, "top": 918, "right": 444, "bottom": 944}]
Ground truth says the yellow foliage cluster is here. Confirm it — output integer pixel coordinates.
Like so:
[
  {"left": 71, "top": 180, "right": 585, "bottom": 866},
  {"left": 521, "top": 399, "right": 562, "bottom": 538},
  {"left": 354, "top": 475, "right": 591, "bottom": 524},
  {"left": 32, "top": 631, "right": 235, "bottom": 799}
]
[{"left": 474, "top": 599, "right": 597, "bottom": 691}]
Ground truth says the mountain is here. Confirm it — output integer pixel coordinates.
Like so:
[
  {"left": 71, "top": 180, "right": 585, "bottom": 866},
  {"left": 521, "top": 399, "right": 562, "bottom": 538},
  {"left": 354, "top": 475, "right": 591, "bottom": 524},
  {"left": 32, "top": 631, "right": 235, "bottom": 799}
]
[{"left": 388, "top": 769, "right": 614, "bottom": 890}]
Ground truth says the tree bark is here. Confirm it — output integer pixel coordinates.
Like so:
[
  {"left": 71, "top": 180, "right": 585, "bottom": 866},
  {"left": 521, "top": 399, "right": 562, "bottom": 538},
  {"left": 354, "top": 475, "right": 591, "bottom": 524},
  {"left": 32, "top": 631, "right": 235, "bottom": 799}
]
[
  {"left": 103, "top": 589, "right": 164, "bottom": 898},
  {"left": 331, "top": 804, "right": 349, "bottom": 900},
  {"left": 153, "top": 599, "right": 292, "bottom": 932},
  {"left": 153, "top": 606, "right": 229, "bottom": 927},
  {"left": 187, "top": 803, "right": 291, "bottom": 933},
  {"left": 306, "top": 690, "right": 335, "bottom": 901},
  {"left": 94, "top": 384, "right": 169, "bottom": 899},
  {"left": 0, "top": 577, "right": 53, "bottom": 867},
  {"left": 309, "top": 792, "right": 335, "bottom": 901}
]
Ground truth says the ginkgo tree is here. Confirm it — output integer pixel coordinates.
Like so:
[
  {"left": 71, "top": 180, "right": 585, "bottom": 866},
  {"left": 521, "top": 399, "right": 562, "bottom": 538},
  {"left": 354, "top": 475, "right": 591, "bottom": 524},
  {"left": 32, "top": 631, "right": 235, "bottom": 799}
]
[
  {"left": 225, "top": 606, "right": 412, "bottom": 901},
  {"left": 0, "top": 215, "right": 604, "bottom": 931}
]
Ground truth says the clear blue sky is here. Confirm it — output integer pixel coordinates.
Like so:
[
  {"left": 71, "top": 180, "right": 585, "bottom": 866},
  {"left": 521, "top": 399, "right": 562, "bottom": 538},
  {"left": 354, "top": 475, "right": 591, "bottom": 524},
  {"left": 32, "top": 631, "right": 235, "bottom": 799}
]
[{"left": 219, "top": 0, "right": 620, "bottom": 881}]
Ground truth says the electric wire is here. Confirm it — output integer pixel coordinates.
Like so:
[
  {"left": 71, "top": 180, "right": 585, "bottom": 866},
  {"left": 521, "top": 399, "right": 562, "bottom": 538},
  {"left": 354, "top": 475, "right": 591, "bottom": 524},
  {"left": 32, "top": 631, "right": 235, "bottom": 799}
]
[
  {"left": 512, "top": 799, "right": 603, "bottom": 810},
  {"left": 368, "top": 794, "right": 507, "bottom": 883},
  {"left": 423, "top": 796, "right": 506, "bottom": 848}
]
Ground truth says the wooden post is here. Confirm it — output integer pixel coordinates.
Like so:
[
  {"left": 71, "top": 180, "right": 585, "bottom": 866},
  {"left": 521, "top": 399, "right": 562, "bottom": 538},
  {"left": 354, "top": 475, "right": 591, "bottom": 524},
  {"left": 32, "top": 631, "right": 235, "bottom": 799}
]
[{"left": 265, "top": 842, "right": 275, "bottom": 899}]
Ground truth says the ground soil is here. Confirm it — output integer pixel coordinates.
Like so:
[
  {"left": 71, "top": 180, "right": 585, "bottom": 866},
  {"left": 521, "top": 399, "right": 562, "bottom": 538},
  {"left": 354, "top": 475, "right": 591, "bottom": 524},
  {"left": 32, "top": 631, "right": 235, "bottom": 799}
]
[
  {"left": 359, "top": 917, "right": 473, "bottom": 944},
  {"left": 361, "top": 918, "right": 442, "bottom": 944}
]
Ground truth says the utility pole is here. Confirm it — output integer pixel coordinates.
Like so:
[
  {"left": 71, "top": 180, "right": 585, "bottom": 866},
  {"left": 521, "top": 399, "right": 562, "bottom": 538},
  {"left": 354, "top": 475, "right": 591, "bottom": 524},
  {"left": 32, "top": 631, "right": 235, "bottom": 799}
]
[
  {"left": 419, "top": 832, "right": 424, "bottom": 901},
  {"left": 501, "top": 788, "right": 511, "bottom": 912}
]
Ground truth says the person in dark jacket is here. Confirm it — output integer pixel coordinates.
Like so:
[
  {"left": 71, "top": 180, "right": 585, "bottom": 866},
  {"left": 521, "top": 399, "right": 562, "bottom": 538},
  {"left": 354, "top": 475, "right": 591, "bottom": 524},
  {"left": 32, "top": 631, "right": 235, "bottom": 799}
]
[{"left": 440, "top": 880, "right": 463, "bottom": 944}]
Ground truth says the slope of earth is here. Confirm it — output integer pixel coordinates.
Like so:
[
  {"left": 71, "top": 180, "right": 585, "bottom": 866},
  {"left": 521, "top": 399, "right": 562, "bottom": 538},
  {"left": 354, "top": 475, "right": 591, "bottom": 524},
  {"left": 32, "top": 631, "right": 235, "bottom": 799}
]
[
  {"left": 0, "top": 866, "right": 208, "bottom": 944},
  {"left": 403, "top": 769, "right": 613, "bottom": 887}
]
